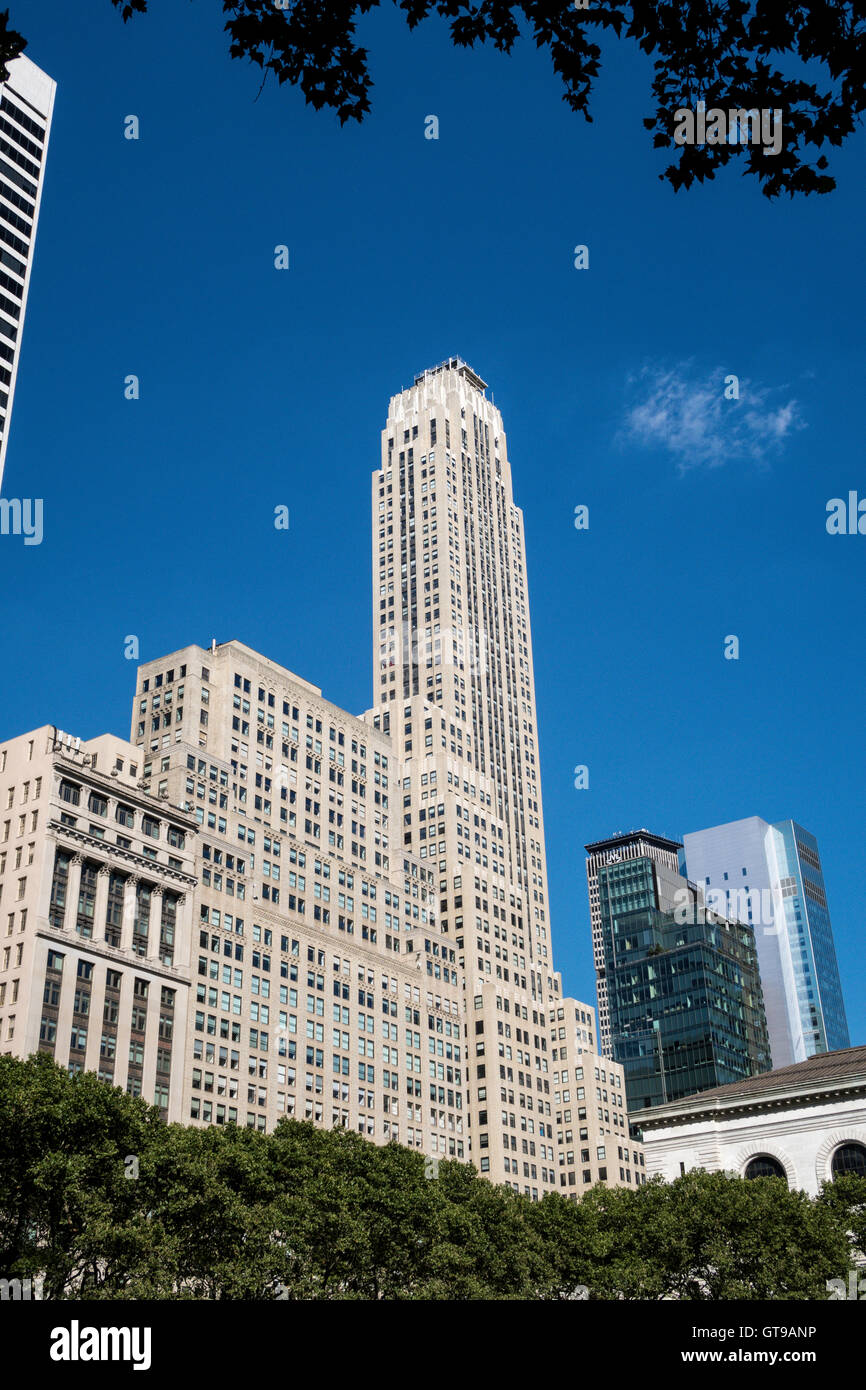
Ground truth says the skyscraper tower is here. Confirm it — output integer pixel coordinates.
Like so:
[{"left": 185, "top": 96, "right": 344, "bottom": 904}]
[
  {"left": 368, "top": 358, "right": 561, "bottom": 1197},
  {"left": 0, "top": 55, "right": 55, "bottom": 490},
  {"left": 683, "top": 817, "right": 850, "bottom": 1068},
  {"left": 586, "top": 829, "right": 770, "bottom": 1113}
]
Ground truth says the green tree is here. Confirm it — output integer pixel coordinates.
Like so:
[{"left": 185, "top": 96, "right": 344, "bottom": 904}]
[
  {"left": 524, "top": 1188, "right": 610, "bottom": 1299},
  {"left": 0, "top": 1052, "right": 164, "bottom": 1298},
  {"left": 265, "top": 1122, "right": 433, "bottom": 1299},
  {"left": 103, "top": 1, "right": 866, "bottom": 197},
  {"left": 1, "top": 1055, "right": 859, "bottom": 1300},
  {"left": 420, "top": 1159, "right": 550, "bottom": 1299},
  {"left": 581, "top": 1169, "right": 852, "bottom": 1299},
  {"left": 817, "top": 1173, "right": 866, "bottom": 1264}
]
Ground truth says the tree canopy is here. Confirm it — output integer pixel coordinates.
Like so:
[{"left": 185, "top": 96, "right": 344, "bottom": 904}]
[
  {"left": 0, "top": 8, "right": 25, "bottom": 82},
  {"left": 97, "top": 1, "right": 866, "bottom": 198},
  {"left": 1, "top": 1053, "right": 863, "bottom": 1299}
]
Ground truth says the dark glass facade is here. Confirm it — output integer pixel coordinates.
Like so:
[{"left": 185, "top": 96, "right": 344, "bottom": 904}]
[{"left": 597, "top": 854, "right": 771, "bottom": 1112}]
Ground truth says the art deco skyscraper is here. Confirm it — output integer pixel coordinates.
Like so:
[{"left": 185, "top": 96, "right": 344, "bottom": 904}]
[
  {"left": 368, "top": 358, "right": 561, "bottom": 1197},
  {"left": 0, "top": 55, "right": 55, "bottom": 490}
]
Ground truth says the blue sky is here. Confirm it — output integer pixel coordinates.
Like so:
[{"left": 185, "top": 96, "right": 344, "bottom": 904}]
[{"left": 3, "top": 0, "right": 865, "bottom": 1045}]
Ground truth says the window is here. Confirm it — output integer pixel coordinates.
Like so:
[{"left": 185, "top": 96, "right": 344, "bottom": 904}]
[
  {"left": 744, "top": 1155, "right": 787, "bottom": 1183},
  {"left": 831, "top": 1142, "right": 866, "bottom": 1180}
]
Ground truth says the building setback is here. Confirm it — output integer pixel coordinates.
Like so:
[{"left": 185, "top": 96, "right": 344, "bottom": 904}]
[
  {"left": 128, "top": 640, "right": 464, "bottom": 1152},
  {"left": 586, "top": 829, "right": 771, "bottom": 1113},
  {"left": 683, "top": 817, "right": 849, "bottom": 1069},
  {"left": 551, "top": 997, "right": 646, "bottom": 1191},
  {"left": 0, "top": 55, "right": 55, "bottom": 490},
  {"left": 0, "top": 360, "right": 649, "bottom": 1196}
]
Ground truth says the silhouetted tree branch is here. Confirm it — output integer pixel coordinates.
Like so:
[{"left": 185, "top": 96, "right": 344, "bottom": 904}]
[
  {"left": 104, "top": 1, "right": 865, "bottom": 197},
  {"left": 0, "top": 8, "right": 26, "bottom": 84}
]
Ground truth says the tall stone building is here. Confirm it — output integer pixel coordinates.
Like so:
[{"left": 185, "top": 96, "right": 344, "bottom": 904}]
[
  {"left": 127, "top": 641, "right": 465, "bottom": 1155},
  {"left": 0, "top": 726, "right": 196, "bottom": 1120},
  {"left": 0, "top": 359, "right": 648, "bottom": 1198},
  {"left": 367, "top": 358, "right": 562, "bottom": 1196},
  {"left": 551, "top": 996, "right": 645, "bottom": 1194}
]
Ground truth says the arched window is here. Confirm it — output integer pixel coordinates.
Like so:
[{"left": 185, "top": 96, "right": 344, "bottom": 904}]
[
  {"left": 744, "top": 1155, "right": 787, "bottom": 1182},
  {"left": 831, "top": 1142, "right": 866, "bottom": 1180}
]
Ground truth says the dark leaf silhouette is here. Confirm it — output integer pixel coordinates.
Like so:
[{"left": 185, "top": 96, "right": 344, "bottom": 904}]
[{"left": 103, "top": 1, "right": 864, "bottom": 197}]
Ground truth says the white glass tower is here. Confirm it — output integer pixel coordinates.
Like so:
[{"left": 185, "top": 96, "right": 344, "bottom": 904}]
[
  {"left": 683, "top": 817, "right": 849, "bottom": 1069},
  {"left": 0, "top": 54, "right": 55, "bottom": 490}
]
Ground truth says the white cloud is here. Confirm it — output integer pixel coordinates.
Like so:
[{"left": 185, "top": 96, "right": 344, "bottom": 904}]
[{"left": 620, "top": 364, "right": 805, "bottom": 473}]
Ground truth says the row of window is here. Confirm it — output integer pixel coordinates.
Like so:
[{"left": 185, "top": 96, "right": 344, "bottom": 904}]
[
  {"left": 743, "top": 1145, "right": 866, "bottom": 1183},
  {"left": 58, "top": 782, "right": 186, "bottom": 846}
]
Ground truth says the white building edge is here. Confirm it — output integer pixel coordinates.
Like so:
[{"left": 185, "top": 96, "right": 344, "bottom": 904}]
[
  {"left": 633, "top": 1044, "right": 866, "bottom": 1198},
  {"left": 0, "top": 53, "right": 56, "bottom": 490}
]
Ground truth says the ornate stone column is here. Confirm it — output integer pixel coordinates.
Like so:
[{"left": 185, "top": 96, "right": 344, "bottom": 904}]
[
  {"left": 120, "top": 873, "right": 139, "bottom": 954},
  {"left": 93, "top": 864, "right": 111, "bottom": 944},
  {"left": 65, "top": 854, "right": 84, "bottom": 932}
]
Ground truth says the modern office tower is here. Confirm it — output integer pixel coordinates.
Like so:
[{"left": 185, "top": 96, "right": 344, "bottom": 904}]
[
  {"left": 0, "top": 55, "right": 56, "bottom": 490},
  {"left": 0, "top": 726, "right": 197, "bottom": 1121},
  {"left": 586, "top": 830, "right": 771, "bottom": 1113},
  {"left": 683, "top": 818, "right": 850, "bottom": 1069},
  {"left": 551, "top": 996, "right": 646, "bottom": 1194},
  {"left": 367, "top": 358, "right": 561, "bottom": 1198},
  {"left": 129, "top": 642, "right": 465, "bottom": 1154}
]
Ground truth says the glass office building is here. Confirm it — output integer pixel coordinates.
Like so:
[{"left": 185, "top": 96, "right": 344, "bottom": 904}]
[
  {"left": 586, "top": 831, "right": 771, "bottom": 1113},
  {"left": 774, "top": 822, "right": 849, "bottom": 1054},
  {"left": 683, "top": 817, "right": 849, "bottom": 1068}
]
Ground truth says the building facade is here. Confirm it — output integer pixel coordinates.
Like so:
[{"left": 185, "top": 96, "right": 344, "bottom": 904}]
[
  {"left": 683, "top": 817, "right": 850, "bottom": 1069},
  {"left": 368, "top": 358, "right": 562, "bottom": 1197},
  {"left": 552, "top": 996, "right": 646, "bottom": 1193},
  {"left": 1, "top": 360, "right": 650, "bottom": 1197},
  {"left": 586, "top": 830, "right": 771, "bottom": 1113},
  {"left": 128, "top": 641, "right": 465, "bottom": 1156},
  {"left": 0, "top": 726, "right": 197, "bottom": 1120},
  {"left": 634, "top": 1045, "right": 866, "bottom": 1198},
  {"left": 0, "top": 54, "right": 55, "bottom": 490}
]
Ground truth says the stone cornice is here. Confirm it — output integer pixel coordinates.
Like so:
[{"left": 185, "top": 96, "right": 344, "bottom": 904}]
[
  {"left": 35, "top": 919, "right": 192, "bottom": 988},
  {"left": 47, "top": 819, "right": 197, "bottom": 889},
  {"left": 51, "top": 752, "right": 199, "bottom": 828},
  {"left": 634, "top": 1076, "right": 866, "bottom": 1132}
]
